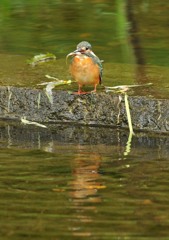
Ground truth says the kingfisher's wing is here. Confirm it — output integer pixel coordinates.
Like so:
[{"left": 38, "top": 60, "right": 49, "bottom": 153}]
[{"left": 85, "top": 51, "right": 103, "bottom": 84}]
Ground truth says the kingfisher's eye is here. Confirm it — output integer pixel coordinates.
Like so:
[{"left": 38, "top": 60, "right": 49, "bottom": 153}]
[{"left": 86, "top": 47, "right": 89, "bottom": 50}]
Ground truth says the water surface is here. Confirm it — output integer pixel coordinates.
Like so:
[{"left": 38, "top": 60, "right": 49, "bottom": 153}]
[
  {"left": 0, "top": 0, "right": 168, "bottom": 97},
  {"left": 0, "top": 122, "right": 169, "bottom": 239}
]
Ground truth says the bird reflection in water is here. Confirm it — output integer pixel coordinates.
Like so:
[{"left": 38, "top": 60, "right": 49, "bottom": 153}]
[{"left": 69, "top": 147, "right": 105, "bottom": 237}]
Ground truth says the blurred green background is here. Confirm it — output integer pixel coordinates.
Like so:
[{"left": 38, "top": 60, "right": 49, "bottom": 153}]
[{"left": 0, "top": 0, "right": 168, "bottom": 96}]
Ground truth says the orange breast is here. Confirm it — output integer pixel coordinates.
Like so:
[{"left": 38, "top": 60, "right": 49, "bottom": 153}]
[{"left": 70, "top": 56, "right": 100, "bottom": 86}]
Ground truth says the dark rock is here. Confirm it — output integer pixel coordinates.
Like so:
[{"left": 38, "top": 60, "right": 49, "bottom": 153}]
[{"left": 0, "top": 86, "right": 168, "bottom": 133}]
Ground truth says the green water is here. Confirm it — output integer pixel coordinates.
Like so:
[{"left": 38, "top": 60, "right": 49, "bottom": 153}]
[
  {"left": 0, "top": 1, "right": 169, "bottom": 239},
  {"left": 0, "top": 0, "right": 168, "bottom": 97},
  {"left": 0, "top": 122, "right": 169, "bottom": 239}
]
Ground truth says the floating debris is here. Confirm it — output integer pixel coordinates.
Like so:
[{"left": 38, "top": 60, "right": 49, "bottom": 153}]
[
  {"left": 105, "top": 83, "right": 153, "bottom": 138},
  {"left": 27, "top": 53, "right": 56, "bottom": 66},
  {"left": 7, "top": 86, "right": 12, "bottom": 112},
  {"left": 37, "top": 92, "right": 41, "bottom": 109},
  {"left": 38, "top": 77, "right": 72, "bottom": 104},
  {"left": 117, "top": 95, "right": 122, "bottom": 125},
  {"left": 21, "top": 117, "right": 47, "bottom": 128},
  {"left": 105, "top": 83, "right": 153, "bottom": 93},
  {"left": 45, "top": 82, "right": 56, "bottom": 104},
  {"left": 124, "top": 93, "right": 134, "bottom": 135},
  {"left": 45, "top": 75, "right": 58, "bottom": 80},
  {"left": 38, "top": 76, "right": 72, "bottom": 87}
]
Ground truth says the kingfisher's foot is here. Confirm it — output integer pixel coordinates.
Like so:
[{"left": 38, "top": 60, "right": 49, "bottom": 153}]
[
  {"left": 72, "top": 91, "right": 90, "bottom": 95},
  {"left": 90, "top": 90, "right": 97, "bottom": 94}
]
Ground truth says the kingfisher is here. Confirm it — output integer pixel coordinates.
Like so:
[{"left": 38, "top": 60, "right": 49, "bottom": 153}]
[{"left": 66, "top": 41, "right": 103, "bottom": 94}]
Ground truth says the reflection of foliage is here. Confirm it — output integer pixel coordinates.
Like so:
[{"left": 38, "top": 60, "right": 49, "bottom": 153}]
[{"left": 0, "top": 1, "right": 168, "bottom": 66}]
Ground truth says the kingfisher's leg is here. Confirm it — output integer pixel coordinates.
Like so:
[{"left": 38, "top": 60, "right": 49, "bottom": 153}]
[
  {"left": 91, "top": 84, "right": 97, "bottom": 93},
  {"left": 77, "top": 84, "right": 82, "bottom": 94},
  {"left": 73, "top": 84, "right": 88, "bottom": 95}
]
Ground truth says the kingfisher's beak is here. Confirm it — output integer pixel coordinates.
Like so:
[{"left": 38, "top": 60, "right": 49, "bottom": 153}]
[{"left": 66, "top": 50, "right": 80, "bottom": 64}]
